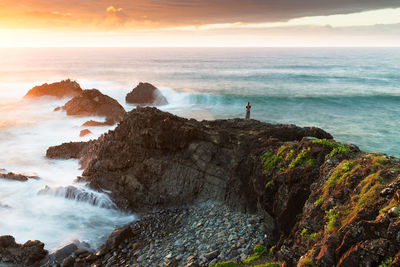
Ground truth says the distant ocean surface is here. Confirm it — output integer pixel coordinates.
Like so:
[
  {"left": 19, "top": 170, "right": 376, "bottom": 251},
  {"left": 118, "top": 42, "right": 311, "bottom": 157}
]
[{"left": 0, "top": 47, "right": 399, "bottom": 250}]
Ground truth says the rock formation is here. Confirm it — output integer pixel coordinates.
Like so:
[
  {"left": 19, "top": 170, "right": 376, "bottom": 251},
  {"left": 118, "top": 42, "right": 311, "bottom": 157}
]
[
  {"left": 24, "top": 79, "right": 82, "bottom": 99},
  {"left": 76, "top": 107, "right": 329, "bottom": 213},
  {"left": 46, "top": 140, "right": 95, "bottom": 160},
  {"left": 61, "top": 89, "right": 126, "bottom": 125},
  {"left": 125, "top": 82, "right": 168, "bottom": 105},
  {"left": 0, "top": 235, "right": 47, "bottom": 266},
  {"left": 47, "top": 107, "right": 400, "bottom": 266}
]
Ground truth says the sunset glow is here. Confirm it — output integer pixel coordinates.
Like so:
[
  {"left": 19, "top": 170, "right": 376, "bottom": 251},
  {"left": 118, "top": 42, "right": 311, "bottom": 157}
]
[{"left": 0, "top": 1, "right": 400, "bottom": 47}]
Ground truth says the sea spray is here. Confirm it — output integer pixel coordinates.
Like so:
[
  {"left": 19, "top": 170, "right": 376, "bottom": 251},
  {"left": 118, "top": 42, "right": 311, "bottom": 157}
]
[
  {"left": 37, "top": 185, "right": 117, "bottom": 209},
  {"left": 0, "top": 98, "right": 134, "bottom": 251}
]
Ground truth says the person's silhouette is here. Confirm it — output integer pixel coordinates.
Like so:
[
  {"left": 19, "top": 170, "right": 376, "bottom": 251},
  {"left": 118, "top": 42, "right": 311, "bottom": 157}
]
[{"left": 245, "top": 102, "right": 251, "bottom": 119}]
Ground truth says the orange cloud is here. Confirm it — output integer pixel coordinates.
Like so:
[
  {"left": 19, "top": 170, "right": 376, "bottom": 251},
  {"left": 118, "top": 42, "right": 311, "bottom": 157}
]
[
  {"left": 106, "top": 6, "right": 123, "bottom": 13},
  {"left": 0, "top": 0, "right": 399, "bottom": 31}
]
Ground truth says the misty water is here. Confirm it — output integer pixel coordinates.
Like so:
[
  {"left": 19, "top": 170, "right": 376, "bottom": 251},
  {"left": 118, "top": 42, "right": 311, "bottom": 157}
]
[{"left": 0, "top": 47, "right": 400, "bottom": 251}]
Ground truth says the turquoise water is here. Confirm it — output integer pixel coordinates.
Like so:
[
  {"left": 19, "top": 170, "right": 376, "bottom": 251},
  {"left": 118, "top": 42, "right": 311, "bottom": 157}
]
[{"left": 1, "top": 47, "right": 400, "bottom": 156}]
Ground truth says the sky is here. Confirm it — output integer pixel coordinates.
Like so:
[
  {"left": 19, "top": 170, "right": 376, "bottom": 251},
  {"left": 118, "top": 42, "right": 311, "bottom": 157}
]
[{"left": 0, "top": 0, "right": 400, "bottom": 47}]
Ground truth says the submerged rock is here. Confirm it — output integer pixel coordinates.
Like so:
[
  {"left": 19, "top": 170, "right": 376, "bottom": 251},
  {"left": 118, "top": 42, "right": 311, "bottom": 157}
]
[
  {"left": 24, "top": 79, "right": 82, "bottom": 99},
  {"left": 125, "top": 82, "right": 168, "bottom": 106},
  {"left": 0, "top": 235, "right": 47, "bottom": 266},
  {"left": 81, "top": 120, "right": 111, "bottom": 127},
  {"left": 0, "top": 202, "right": 11, "bottom": 209},
  {"left": 61, "top": 89, "right": 125, "bottom": 125},
  {"left": 0, "top": 171, "right": 38, "bottom": 182}
]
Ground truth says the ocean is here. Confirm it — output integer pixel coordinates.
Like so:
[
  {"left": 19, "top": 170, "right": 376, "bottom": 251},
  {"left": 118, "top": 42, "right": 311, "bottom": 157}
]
[{"left": 0, "top": 47, "right": 399, "bottom": 251}]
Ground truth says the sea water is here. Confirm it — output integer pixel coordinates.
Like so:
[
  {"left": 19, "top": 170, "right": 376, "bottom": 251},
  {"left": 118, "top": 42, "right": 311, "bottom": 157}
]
[{"left": 0, "top": 47, "right": 399, "bottom": 251}]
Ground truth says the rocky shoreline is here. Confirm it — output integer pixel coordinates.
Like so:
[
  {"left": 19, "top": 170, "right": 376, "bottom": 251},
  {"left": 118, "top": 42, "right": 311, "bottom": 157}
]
[
  {"left": 3, "top": 80, "right": 400, "bottom": 267},
  {"left": 39, "top": 201, "right": 266, "bottom": 267}
]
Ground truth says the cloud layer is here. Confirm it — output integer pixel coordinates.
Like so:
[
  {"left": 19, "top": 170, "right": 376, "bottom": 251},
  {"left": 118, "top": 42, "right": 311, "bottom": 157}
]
[{"left": 1, "top": 0, "right": 400, "bottom": 29}]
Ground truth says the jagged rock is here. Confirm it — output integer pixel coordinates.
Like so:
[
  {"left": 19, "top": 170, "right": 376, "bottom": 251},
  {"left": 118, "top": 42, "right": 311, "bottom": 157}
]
[
  {"left": 46, "top": 106, "right": 400, "bottom": 266},
  {"left": 24, "top": 79, "right": 82, "bottom": 98},
  {"left": 62, "top": 89, "right": 125, "bottom": 125},
  {"left": 0, "top": 235, "right": 47, "bottom": 266},
  {"left": 0, "top": 235, "right": 15, "bottom": 247},
  {"left": 314, "top": 245, "right": 335, "bottom": 267},
  {"left": 79, "top": 107, "right": 331, "bottom": 213},
  {"left": 0, "top": 172, "right": 38, "bottom": 182},
  {"left": 79, "top": 129, "right": 92, "bottom": 137},
  {"left": 46, "top": 140, "right": 96, "bottom": 160},
  {"left": 49, "top": 243, "right": 78, "bottom": 263},
  {"left": 81, "top": 120, "right": 112, "bottom": 127},
  {"left": 125, "top": 82, "right": 168, "bottom": 105}
]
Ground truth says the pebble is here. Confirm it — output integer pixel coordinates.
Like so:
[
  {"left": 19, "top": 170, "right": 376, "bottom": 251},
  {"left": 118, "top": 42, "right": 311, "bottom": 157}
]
[{"left": 68, "top": 201, "right": 268, "bottom": 267}]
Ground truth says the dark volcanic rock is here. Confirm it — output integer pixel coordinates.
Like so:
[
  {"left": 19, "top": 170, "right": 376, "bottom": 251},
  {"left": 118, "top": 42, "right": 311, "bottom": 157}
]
[
  {"left": 80, "top": 107, "right": 332, "bottom": 213},
  {"left": 62, "top": 89, "right": 125, "bottom": 125},
  {"left": 49, "top": 243, "right": 78, "bottom": 263},
  {"left": 125, "top": 82, "right": 168, "bottom": 105},
  {"left": 0, "top": 235, "right": 47, "bottom": 266},
  {"left": 46, "top": 140, "right": 96, "bottom": 160},
  {"left": 24, "top": 79, "right": 82, "bottom": 99},
  {"left": 47, "top": 107, "right": 400, "bottom": 266},
  {"left": 0, "top": 172, "right": 38, "bottom": 182}
]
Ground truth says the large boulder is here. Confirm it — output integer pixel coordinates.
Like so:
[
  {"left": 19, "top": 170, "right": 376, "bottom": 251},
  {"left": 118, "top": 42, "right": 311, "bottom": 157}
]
[
  {"left": 24, "top": 79, "right": 82, "bottom": 99},
  {"left": 61, "top": 89, "right": 126, "bottom": 125},
  {"left": 125, "top": 82, "right": 168, "bottom": 106},
  {"left": 79, "top": 107, "right": 332, "bottom": 213},
  {"left": 0, "top": 235, "right": 47, "bottom": 266},
  {"left": 48, "top": 243, "right": 78, "bottom": 264}
]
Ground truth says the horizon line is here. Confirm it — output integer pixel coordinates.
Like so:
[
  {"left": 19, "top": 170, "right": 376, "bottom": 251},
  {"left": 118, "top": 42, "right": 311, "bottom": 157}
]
[{"left": 1, "top": 46, "right": 400, "bottom": 48}]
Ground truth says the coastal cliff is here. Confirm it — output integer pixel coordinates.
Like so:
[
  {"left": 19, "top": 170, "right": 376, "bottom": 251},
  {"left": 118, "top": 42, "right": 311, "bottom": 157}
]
[{"left": 37, "top": 107, "right": 400, "bottom": 266}]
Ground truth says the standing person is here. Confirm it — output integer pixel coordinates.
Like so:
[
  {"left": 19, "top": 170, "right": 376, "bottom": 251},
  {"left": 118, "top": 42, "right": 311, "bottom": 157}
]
[{"left": 245, "top": 102, "right": 251, "bottom": 119}]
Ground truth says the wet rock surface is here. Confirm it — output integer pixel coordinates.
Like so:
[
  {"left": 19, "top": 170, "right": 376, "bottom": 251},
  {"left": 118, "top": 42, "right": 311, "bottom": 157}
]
[
  {"left": 0, "top": 171, "right": 38, "bottom": 182},
  {"left": 0, "top": 235, "right": 47, "bottom": 266},
  {"left": 62, "top": 89, "right": 125, "bottom": 125},
  {"left": 24, "top": 79, "right": 82, "bottom": 99},
  {"left": 125, "top": 82, "right": 168, "bottom": 106},
  {"left": 46, "top": 140, "right": 96, "bottom": 160}
]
